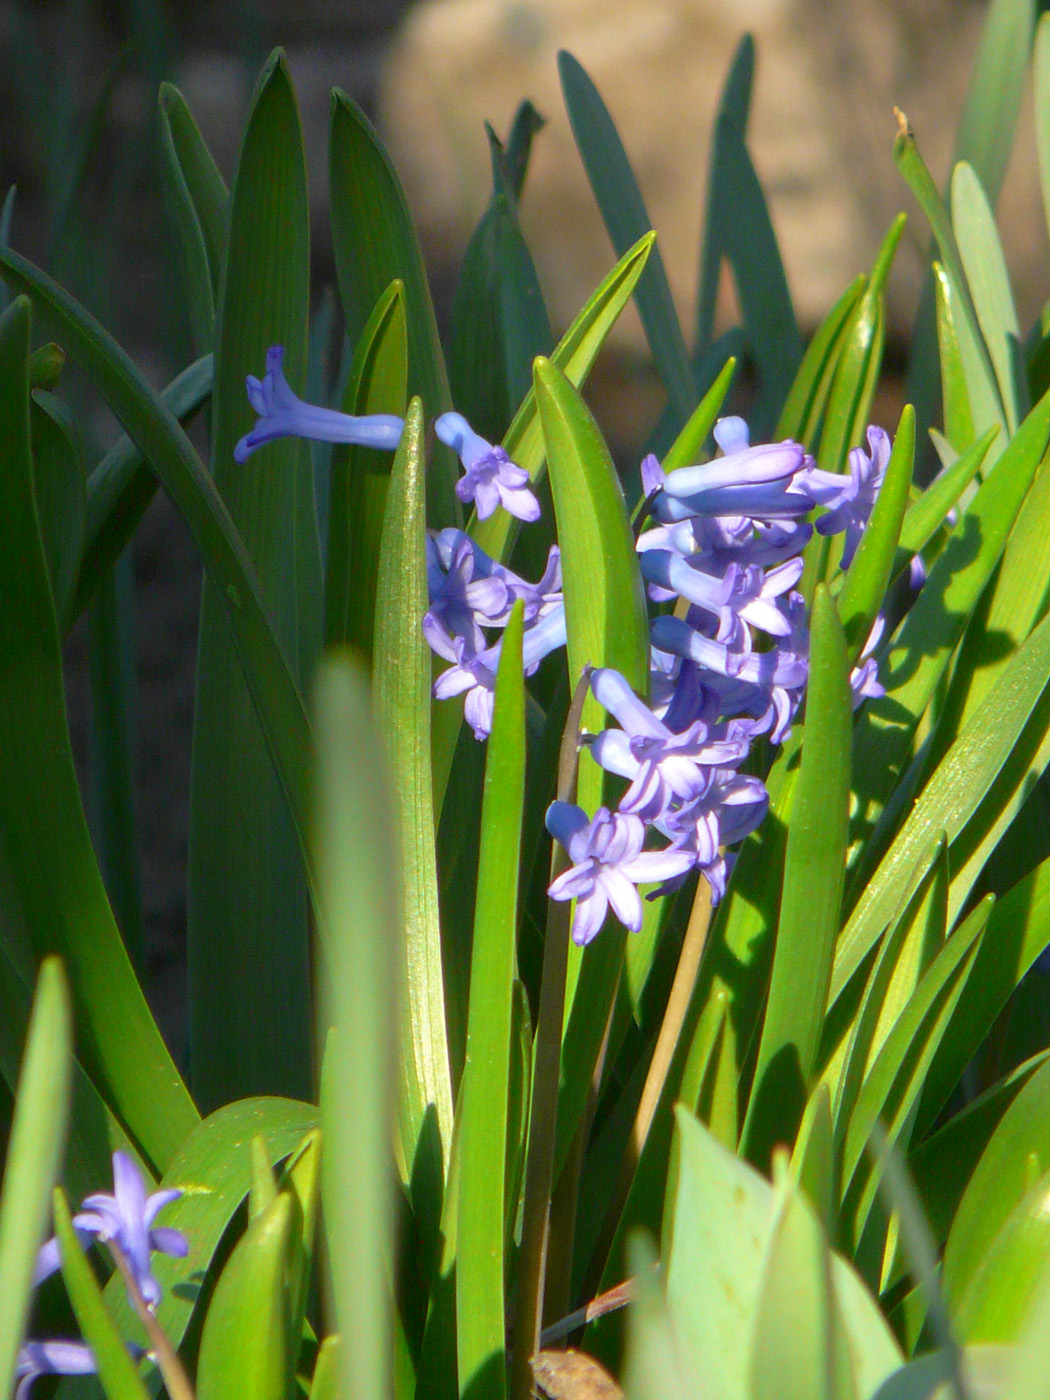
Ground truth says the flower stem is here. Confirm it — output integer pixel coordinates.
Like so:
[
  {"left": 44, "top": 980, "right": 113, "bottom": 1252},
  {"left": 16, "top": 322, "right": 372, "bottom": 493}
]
[{"left": 108, "top": 1242, "right": 196, "bottom": 1400}]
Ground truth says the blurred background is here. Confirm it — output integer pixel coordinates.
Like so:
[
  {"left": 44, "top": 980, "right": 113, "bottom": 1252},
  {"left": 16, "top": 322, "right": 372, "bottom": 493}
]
[{"left": 1, "top": 0, "right": 1047, "bottom": 1056}]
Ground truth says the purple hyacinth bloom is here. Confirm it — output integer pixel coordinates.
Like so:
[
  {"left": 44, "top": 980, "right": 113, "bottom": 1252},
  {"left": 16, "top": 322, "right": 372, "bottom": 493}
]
[
  {"left": 424, "top": 533, "right": 515, "bottom": 652},
  {"left": 430, "top": 603, "right": 567, "bottom": 740},
  {"left": 639, "top": 551, "right": 803, "bottom": 643},
  {"left": 813, "top": 425, "right": 891, "bottom": 568},
  {"left": 16, "top": 1342, "right": 97, "bottom": 1400},
  {"left": 35, "top": 1151, "right": 186, "bottom": 1310},
  {"left": 435, "top": 412, "right": 541, "bottom": 522},
  {"left": 545, "top": 803, "right": 696, "bottom": 945},
  {"left": 233, "top": 347, "right": 405, "bottom": 463},
  {"left": 584, "top": 668, "right": 748, "bottom": 822},
  {"left": 653, "top": 768, "right": 769, "bottom": 901},
  {"left": 649, "top": 614, "right": 808, "bottom": 690}
]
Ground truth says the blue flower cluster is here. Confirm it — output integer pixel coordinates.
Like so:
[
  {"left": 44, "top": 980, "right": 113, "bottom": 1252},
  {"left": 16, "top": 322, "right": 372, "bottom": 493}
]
[
  {"left": 231, "top": 349, "right": 893, "bottom": 948},
  {"left": 17, "top": 1152, "right": 186, "bottom": 1397},
  {"left": 424, "top": 412, "right": 892, "bottom": 946}
]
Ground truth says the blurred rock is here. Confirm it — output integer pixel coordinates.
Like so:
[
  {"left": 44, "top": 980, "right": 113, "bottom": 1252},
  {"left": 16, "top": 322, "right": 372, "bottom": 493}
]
[{"left": 376, "top": 0, "right": 1049, "bottom": 345}]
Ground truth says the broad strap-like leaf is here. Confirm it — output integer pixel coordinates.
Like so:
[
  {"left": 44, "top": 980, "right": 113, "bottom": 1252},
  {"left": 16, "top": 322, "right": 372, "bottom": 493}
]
[
  {"left": 187, "top": 48, "right": 315, "bottom": 1110},
  {"left": 0, "top": 296, "right": 198, "bottom": 1170}
]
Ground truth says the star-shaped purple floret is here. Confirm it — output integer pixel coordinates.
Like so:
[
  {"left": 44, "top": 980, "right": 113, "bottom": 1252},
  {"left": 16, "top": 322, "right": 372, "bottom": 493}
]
[
  {"left": 435, "top": 412, "right": 541, "bottom": 522},
  {"left": 545, "top": 802, "right": 695, "bottom": 945},
  {"left": 16, "top": 1342, "right": 98, "bottom": 1400},
  {"left": 35, "top": 1150, "right": 187, "bottom": 1310}
]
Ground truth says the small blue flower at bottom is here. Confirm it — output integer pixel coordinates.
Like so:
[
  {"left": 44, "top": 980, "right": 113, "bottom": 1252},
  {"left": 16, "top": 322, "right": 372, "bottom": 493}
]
[
  {"left": 16, "top": 1342, "right": 98, "bottom": 1400},
  {"left": 545, "top": 802, "right": 695, "bottom": 946},
  {"left": 233, "top": 346, "right": 405, "bottom": 463}
]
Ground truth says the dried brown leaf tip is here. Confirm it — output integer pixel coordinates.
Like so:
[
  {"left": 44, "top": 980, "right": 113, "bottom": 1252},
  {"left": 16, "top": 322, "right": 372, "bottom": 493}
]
[{"left": 531, "top": 1349, "right": 624, "bottom": 1400}]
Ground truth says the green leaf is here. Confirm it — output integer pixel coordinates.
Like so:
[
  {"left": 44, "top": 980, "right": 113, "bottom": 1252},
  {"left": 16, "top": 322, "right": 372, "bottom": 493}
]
[
  {"left": 622, "top": 1234, "right": 694, "bottom": 1400},
  {"left": 790, "top": 1085, "right": 836, "bottom": 1235},
  {"left": 933, "top": 262, "right": 977, "bottom": 454},
  {"left": 0, "top": 959, "right": 72, "bottom": 1400},
  {"left": 324, "top": 280, "right": 408, "bottom": 658},
  {"left": 156, "top": 82, "right": 229, "bottom": 296},
  {"left": 909, "top": 1054, "right": 1050, "bottom": 1253},
  {"left": 309, "top": 1337, "right": 342, "bottom": 1400},
  {"left": 72, "top": 353, "right": 213, "bottom": 626},
  {"left": 0, "top": 258, "right": 315, "bottom": 993},
  {"left": 919, "top": 443, "right": 1050, "bottom": 785},
  {"left": 469, "top": 233, "right": 653, "bottom": 568},
  {"left": 776, "top": 275, "right": 866, "bottom": 447},
  {"left": 893, "top": 120, "right": 1005, "bottom": 441},
  {"left": 830, "top": 832, "right": 947, "bottom": 1147},
  {"left": 696, "top": 35, "right": 803, "bottom": 431},
  {"left": 916, "top": 855, "right": 1050, "bottom": 1140},
  {"left": 744, "top": 586, "right": 851, "bottom": 1165},
  {"left": 897, "top": 425, "right": 993, "bottom": 558},
  {"left": 951, "top": 161, "right": 1026, "bottom": 434},
  {"left": 664, "top": 1109, "right": 901, "bottom": 1400},
  {"left": 54, "top": 1186, "right": 152, "bottom": 1400},
  {"left": 456, "top": 604, "right": 526, "bottom": 1400},
  {"left": 187, "top": 49, "right": 316, "bottom": 1110},
  {"left": 748, "top": 1179, "right": 855, "bottom": 1400},
  {"left": 328, "top": 88, "right": 456, "bottom": 525},
  {"left": 839, "top": 598, "right": 1050, "bottom": 1005},
  {"left": 0, "top": 295, "right": 197, "bottom": 1170},
  {"left": 837, "top": 405, "right": 914, "bottom": 664},
  {"left": 558, "top": 50, "right": 694, "bottom": 426},
  {"left": 846, "top": 383, "right": 1050, "bottom": 884},
  {"left": 953, "top": 1162, "right": 1050, "bottom": 1344},
  {"left": 314, "top": 653, "right": 400, "bottom": 1400},
  {"left": 197, "top": 1190, "right": 301, "bottom": 1400},
  {"left": 815, "top": 279, "right": 886, "bottom": 480},
  {"left": 449, "top": 125, "right": 553, "bottom": 443},
  {"left": 373, "top": 397, "right": 454, "bottom": 1178},
  {"left": 951, "top": 0, "right": 1034, "bottom": 209},
  {"left": 943, "top": 1053, "right": 1050, "bottom": 1318},
  {"left": 158, "top": 84, "right": 216, "bottom": 353},
  {"left": 533, "top": 356, "right": 649, "bottom": 1174},
  {"left": 1034, "top": 15, "right": 1050, "bottom": 254},
  {"left": 839, "top": 901, "right": 990, "bottom": 1253},
  {"left": 1003, "top": 1233, "right": 1050, "bottom": 1400},
  {"left": 30, "top": 388, "right": 85, "bottom": 630}
]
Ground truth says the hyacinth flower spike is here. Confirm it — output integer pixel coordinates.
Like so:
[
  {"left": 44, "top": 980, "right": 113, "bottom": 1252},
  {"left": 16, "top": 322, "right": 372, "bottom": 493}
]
[
  {"left": 233, "top": 346, "right": 405, "bottom": 463},
  {"left": 435, "top": 411, "right": 541, "bottom": 522},
  {"left": 546, "top": 802, "right": 695, "bottom": 946},
  {"left": 35, "top": 1150, "right": 187, "bottom": 1309}
]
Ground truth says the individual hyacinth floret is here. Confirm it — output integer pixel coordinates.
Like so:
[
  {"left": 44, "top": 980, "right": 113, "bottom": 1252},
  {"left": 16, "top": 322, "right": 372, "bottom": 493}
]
[
  {"left": 545, "top": 802, "right": 696, "bottom": 946},
  {"left": 35, "top": 1149, "right": 187, "bottom": 1310},
  {"left": 435, "top": 411, "right": 541, "bottom": 522},
  {"left": 234, "top": 345, "right": 405, "bottom": 463}
]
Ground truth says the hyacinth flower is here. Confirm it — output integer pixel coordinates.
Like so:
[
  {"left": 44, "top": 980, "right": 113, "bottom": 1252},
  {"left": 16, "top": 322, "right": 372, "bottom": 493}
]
[
  {"left": 639, "top": 551, "right": 804, "bottom": 644},
  {"left": 811, "top": 424, "right": 891, "bottom": 568},
  {"left": 425, "top": 528, "right": 561, "bottom": 643},
  {"left": 435, "top": 411, "right": 541, "bottom": 522},
  {"left": 651, "top": 768, "right": 770, "bottom": 902},
  {"left": 429, "top": 603, "right": 568, "bottom": 740},
  {"left": 583, "top": 667, "right": 749, "bottom": 823},
  {"left": 35, "top": 1150, "right": 186, "bottom": 1310},
  {"left": 233, "top": 345, "right": 405, "bottom": 463},
  {"left": 15, "top": 1342, "right": 98, "bottom": 1400},
  {"left": 545, "top": 802, "right": 695, "bottom": 946}
]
